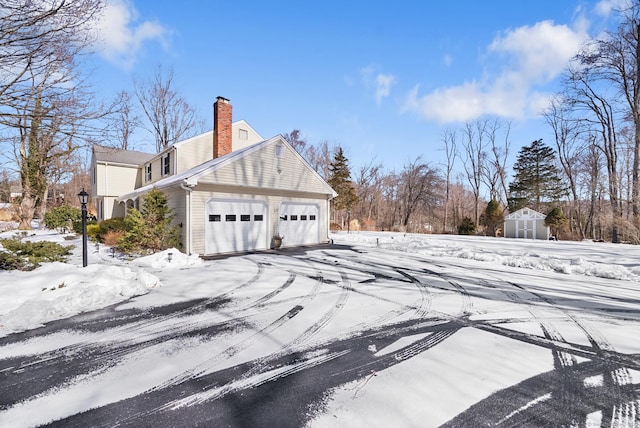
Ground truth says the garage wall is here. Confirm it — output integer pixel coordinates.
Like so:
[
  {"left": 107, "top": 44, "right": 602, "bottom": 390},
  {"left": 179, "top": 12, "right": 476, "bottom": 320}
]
[
  {"left": 188, "top": 184, "right": 330, "bottom": 255},
  {"left": 162, "top": 186, "right": 188, "bottom": 251}
]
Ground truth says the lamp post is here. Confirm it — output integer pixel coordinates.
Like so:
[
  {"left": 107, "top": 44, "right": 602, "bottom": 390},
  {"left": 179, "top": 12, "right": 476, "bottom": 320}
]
[{"left": 78, "top": 188, "right": 89, "bottom": 267}]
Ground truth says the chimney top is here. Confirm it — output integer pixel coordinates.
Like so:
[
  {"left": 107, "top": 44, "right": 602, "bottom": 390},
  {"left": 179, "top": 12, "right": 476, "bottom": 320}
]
[{"left": 216, "top": 96, "right": 230, "bottom": 104}]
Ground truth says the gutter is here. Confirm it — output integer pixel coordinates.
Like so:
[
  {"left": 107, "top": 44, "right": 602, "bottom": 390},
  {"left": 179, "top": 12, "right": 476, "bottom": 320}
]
[{"left": 180, "top": 181, "right": 195, "bottom": 255}]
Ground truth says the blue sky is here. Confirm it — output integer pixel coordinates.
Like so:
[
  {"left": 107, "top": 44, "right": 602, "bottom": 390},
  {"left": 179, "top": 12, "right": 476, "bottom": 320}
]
[{"left": 86, "top": 0, "right": 623, "bottom": 173}]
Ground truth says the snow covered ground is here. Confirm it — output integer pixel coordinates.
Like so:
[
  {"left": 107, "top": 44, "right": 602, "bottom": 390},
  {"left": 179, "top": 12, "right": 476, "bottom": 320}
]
[{"left": 0, "top": 228, "right": 639, "bottom": 427}]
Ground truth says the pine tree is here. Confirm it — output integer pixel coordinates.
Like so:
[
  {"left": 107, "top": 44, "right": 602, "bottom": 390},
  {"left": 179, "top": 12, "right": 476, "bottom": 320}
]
[
  {"left": 507, "top": 139, "right": 566, "bottom": 212},
  {"left": 327, "top": 147, "right": 358, "bottom": 227},
  {"left": 119, "top": 189, "right": 181, "bottom": 253}
]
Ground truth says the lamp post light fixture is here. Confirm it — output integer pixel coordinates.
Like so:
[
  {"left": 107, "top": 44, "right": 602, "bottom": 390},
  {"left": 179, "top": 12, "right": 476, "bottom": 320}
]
[
  {"left": 167, "top": 252, "right": 173, "bottom": 263},
  {"left": 77, "top": 188, "right": 89, "bottom": 267}
]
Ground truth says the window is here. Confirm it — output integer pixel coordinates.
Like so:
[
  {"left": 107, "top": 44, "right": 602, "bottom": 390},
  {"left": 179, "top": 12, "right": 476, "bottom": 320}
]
[
  {"left": 225, "top": 214, "right": 236, "bottom": 222},
  {"left": 240, "top": 214, "right": 250, "bottom": 221},
  {"left": 300, "top": 215, "right": 307, "bottom": 220},
  {"left": 309, "top": 215, "right": 316, "bottom": 221},
  {"left": 162, "top": 153, "right": 171, "bottom": 176},
  {"left": 275, "top": 143, "right": 284, "bottom": 158},
  {"left": 290, "top": 215, "right": 298, "bottom": 221},
  {"left": 254, "top": 214, "right": 264, "bottom": 221},
  {"left": 145, "top": 164, "right": 152, "bottom": 181},
  {"left": 209, "top": 214, "right": 221, "bottom": 222},
  {"left": 280, "top": 215, "right": 287, "bottom": 221},
  {"left": 239, "top": 128, "right": 248, "bottom": 140}
]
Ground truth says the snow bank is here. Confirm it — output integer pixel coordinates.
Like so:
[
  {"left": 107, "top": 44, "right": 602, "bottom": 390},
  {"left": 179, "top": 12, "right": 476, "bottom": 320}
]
[
  {"left": 0, "top": 262, "right": 159, "bottom": 336},
  {"left": 332, "top": 231, "right": 640, "bottom": 282}
]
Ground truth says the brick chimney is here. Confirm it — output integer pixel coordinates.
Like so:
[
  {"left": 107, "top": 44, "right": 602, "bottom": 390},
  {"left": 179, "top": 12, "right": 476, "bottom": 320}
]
[{"left": 213, "top": 96, "right": 232, "bottom": 158}]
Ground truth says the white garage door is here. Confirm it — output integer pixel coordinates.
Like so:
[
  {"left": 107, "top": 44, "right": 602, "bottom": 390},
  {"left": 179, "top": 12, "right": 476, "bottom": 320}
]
[
  {"left": 205, "top": 199, "right": 268, "bottom": 254},
  {"left": 278, "top": 202, "right": 320, "bottom": 247}
]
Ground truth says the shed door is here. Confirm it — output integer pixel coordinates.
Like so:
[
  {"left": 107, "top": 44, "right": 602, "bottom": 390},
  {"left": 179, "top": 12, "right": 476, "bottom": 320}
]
[
  {"left": 278, "top": 202, "right": 320, "bottom": 247},
  {"left": 205, "top": 199, "right": 268, "bottom": 254},
  {"left": 517, "top": 220, "right": 534, "bottom": 239}
]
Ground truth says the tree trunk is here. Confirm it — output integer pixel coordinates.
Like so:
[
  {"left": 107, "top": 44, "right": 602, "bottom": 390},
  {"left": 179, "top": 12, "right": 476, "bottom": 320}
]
[{"left": 18, "top": 193, "right": 36, "bottom": 229}]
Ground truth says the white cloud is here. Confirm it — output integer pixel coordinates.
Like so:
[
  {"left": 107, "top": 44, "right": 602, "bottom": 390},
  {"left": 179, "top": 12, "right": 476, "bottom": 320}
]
[
  {"left": 94, "top": 0, "right": 170, "bottom": 69},
  {"left": 403, "top": 19, "right": 589, "bottom": 124},
  {"left": 375, "top": 73, "right": 395, "bottom": 105},
  {"left": 360, "top": 66, "right": 396, "bottom": 106}
]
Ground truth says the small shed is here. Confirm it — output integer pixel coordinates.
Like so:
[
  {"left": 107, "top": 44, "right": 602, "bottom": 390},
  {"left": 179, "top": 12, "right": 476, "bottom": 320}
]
[{"left": 503, "top": 207, "right": 550, "bottom": 240}]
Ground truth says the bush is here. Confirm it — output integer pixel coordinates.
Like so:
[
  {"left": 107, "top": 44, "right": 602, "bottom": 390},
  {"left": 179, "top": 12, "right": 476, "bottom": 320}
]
[
  {"left": 118, "top": 189, "right": 181, "bottom": 254},
  {"left": 0, "top": 237, "right": 73, "bottom": 271},
  {"left": 95, "top": 217, "right": 127, "bottom": 243},
  {"left": 43, "top": 205, "right": 82, "bottom": 233},
  {"left": 87, "top": 223, "right": 100, "bottom": 241},
  {"left": 458, "top": 217, "right": 476, "bottom": 235},
  {"left": 103, "top": 230, "right": 124, "bottom": 247}
]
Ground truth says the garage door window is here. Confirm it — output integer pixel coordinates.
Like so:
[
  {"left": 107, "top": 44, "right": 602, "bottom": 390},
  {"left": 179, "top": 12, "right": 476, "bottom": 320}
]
[
  {"left": 226, "top": 214, "right": 236, "bottom": 222},
  {"left": 310, "top": 215, "right": 316, "bottom": 220},
  {"left": 291, "top": 215, "right": 298, "bottom": 221},
  {"left": 254, "top": 214, "right": 264, "bottom": 221},
  {"left": 300, "top": 215, "right": 307, "bottom": 220},
  {"left": 241, "top": 214, "right": 250, "bottom": 221},
  {"left": 209, "top": 214, "right": 221, "bottom": 222}
]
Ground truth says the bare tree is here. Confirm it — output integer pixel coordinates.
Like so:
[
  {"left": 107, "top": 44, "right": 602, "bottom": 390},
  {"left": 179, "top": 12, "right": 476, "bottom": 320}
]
[
  {"left": 462, "top": 120, "right": 487, "bottom": 224},
  {"left": 354, "top": 160, "right": 384, "bottom": 230},
  {"left": 0, "top": 0, "right": 104, "bottom": 107},
  {"left": 110, "top": 90, "right": 141, "bottom": 150},
  {"left": 0, "top": 0, "right": 105, "bottom": 229},
  {"left": 482, "top": 119, "right": 511, "bottom": 207},
  {"left": 543, "top": 95, "right": 586, "bottom": 239},
  {"left": 565, "top": 65, "right": 623, "bottom": 242},
  {"left": 441, "top": 129, "right": 457, "bottom": 233},
  {"left": 574, "top": 2, "right": 640, "bottom": 231},
  {"left": 396, "top": 157, "right": 442, "bottom": 231},
  {"left": 135, "top": 66, "right": 201, "bottom": 153},
  {"left": 283, "top": 129, "right": 307, "bottom": 153}
]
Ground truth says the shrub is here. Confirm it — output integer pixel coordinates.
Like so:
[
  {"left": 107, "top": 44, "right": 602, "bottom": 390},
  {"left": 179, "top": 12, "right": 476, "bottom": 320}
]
[
  {"left": 458, "top": 217, "right": 476, "bottom": 235},
  {"left": 0, "top": 237, "right": 73, "bottom": 271},
  {"left": 95, "top": 217, "right": 127, "bottom": 243},
  {"left": 103, "top": 230, "right": 124, "bottom": 247},
  {"left": 118, "top": 189, "right": 181, "bottom": 254},
  {"left": 87, "top": 223, "right": 100, "bottom": 241},
  {"left": 43, "top": 205, "right": 82, "bottom": 233}
]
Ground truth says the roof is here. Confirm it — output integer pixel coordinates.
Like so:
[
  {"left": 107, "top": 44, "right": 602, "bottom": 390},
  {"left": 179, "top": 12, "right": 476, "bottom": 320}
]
[
  {"left": 116, "top": 135, "right": 337, "bottom": 202},
  {"left": 93, "top": 144, "right": 155, "bottom": 166},
  {"left": 504, "top": 207, "right": 546, "bottom": 220}
]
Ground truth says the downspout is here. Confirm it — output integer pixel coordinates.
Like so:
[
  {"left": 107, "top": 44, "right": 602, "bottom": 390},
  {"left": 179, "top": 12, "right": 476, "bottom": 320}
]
[{"left": 180, "top": 182, "right": 194, "bottom": 255}]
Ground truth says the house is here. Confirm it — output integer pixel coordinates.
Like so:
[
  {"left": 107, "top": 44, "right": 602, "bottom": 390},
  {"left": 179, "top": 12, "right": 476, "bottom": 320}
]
[
  {"left": 91, "top": 96, "right": 337, "bottom": 256},
  {"left": 503, "top": 207, "right": 550, "bottom": 240}
]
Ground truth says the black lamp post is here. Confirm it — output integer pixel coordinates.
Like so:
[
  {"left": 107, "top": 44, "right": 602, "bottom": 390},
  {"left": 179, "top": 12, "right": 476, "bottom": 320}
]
[{"left": 78, "top": 188, "right": 89, "bottom": 267}]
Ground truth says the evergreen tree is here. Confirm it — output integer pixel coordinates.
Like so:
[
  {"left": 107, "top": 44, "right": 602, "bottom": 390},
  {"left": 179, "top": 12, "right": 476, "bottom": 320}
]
[
  {"left": 327, "top": 147, "right": 358, "bottom": 226},
  {"left": 480, "top": 199, "right": 504, "bottom": 237},
  {"left": 507, "top": 139, "right": 566, "bottom": 212},
  {"left": 119, "top": 189, "right": 181, "bottom": 253},
  {"left": 458, "top": 217, "right": 476, "bottom": 235},
  {"left": 545, "top": 207, "right": 567, "bottom": 239}
]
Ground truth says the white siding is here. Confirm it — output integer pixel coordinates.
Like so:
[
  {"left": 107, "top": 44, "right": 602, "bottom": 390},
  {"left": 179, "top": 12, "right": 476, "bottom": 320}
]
[
  {"left": 188, "top": 184, "right": 330, "bottom": 255},
  {"left": 198, "top": 141, "right": 329, "bottom": 194}
]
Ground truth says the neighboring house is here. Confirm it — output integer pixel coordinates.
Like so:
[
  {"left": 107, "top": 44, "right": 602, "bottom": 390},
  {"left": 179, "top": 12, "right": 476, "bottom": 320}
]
[
  {"left": 503, "top": 207, "right": 550, "bottom": 240},
  {"left": 91, "top": 96, "right": 337, "bottom": 256}
]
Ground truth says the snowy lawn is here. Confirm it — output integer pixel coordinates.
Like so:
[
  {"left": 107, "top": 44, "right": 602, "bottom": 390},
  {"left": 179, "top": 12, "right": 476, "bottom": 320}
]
[{"left": 0, "top": 228, "right": 638, "bottom": 427}]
